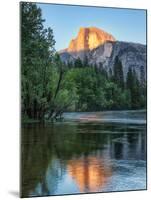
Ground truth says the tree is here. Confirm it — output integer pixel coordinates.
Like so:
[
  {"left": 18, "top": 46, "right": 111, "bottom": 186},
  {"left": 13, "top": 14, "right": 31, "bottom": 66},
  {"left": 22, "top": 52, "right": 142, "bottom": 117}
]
[
  {"left": 83, "top": 55, "right": 89, "bottom": 67},
  {"left": 126, "top": 67, "right": 141, "bottom": 109},
  {"left": 140, "top": 66, "right": 145, "bottom": 86},
  {"left": 126, "top": 67, "right": 133, "bottom": 91},
  {"left": 21, "top": 2, "right": 55, "bottom": 120},
  {"left": 46, "top": 54, "right": 67, "bottom": 120},
  {"left": 109, "top": 68, "right": 112, "bottom": 77},
  {"left": 74, "top": 58, "right": 83, "bottom": 68},
  {"left": 131, "top": 69, "right": 141, "bottom": 108},
  {"left": 113, "top": 56, "right": 124, "bottom": 89}
]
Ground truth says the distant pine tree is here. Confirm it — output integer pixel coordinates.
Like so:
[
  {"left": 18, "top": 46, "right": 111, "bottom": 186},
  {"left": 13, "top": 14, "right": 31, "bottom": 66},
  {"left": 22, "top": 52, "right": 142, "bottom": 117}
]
[
  {"left": 109, "top": 68, "right": 112, "bottom": 77},
  {"left": 83, "top": 55, "right": 89, "bottom": 67},
  {"left": 126, "top": 67, "right": 133, "bottom": 90},
  {"left": 126, "top": 67, "right": 141, "bottom": 108},
  {"left": 140, "top": 66, "right": 145, "bottom": 86},
  {"left": 74, "top": 58, "right": 83, "bottom": 68},
  {"left": 113, "top": 56, "right": 124, "bottom": 89}
]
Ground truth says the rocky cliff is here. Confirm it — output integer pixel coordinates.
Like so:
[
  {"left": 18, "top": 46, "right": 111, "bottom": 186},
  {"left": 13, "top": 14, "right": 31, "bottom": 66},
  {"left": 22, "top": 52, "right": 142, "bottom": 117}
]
[
  {"left": 59, "top": 27, "right": 146, "bottom": 82},
  {"left": 67, "top": 27, "right": 115, "bottom": 52}
]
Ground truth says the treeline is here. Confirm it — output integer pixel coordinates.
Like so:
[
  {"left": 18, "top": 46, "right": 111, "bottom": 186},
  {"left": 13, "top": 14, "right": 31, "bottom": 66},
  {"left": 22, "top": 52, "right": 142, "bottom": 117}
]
[
  {"left": 64, "top": 56, "right": 146, "bottom": 112},
  {"left": 21, "top": 3, "right": 146, "bottom": 121}
]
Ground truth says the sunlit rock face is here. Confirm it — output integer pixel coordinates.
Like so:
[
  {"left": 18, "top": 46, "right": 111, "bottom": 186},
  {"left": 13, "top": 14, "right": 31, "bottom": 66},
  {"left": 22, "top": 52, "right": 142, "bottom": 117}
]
[
  {"left": 59, "top": 27, "right": 146, "bottom": 82},
  {"left": 67, "top": 27, "right": 116, "bottom": 53}
]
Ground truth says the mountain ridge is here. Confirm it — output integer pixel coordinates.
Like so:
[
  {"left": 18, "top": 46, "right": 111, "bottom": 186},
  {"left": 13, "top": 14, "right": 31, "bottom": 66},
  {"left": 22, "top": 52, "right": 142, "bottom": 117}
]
[
  {"left": 65, "top": 26, "right": 116, "bottom": 53},
  {"left": 59, "top": 27, "right": 146, "bottom": 82}
]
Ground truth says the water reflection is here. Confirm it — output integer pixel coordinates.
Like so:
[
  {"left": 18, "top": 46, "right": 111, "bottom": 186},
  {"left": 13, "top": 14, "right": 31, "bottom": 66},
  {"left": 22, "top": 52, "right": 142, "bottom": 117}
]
[
  {"left": 68, "top": 155, "right": 111, "bottom": 192},
  {"left": 21, "top": 111, "right": 146, "bottom": 197}
]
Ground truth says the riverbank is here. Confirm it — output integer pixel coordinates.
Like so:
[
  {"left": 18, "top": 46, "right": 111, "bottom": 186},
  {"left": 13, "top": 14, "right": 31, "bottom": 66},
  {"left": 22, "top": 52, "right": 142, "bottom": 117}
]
[{"left": 22, "top": 109, "right": 146, "bottom": 124}]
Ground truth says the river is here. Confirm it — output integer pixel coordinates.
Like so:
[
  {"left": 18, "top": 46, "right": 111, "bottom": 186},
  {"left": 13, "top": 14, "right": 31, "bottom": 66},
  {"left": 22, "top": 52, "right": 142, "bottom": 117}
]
[{"left": 21, "top": 110, "right": 147, "bottom": 197}]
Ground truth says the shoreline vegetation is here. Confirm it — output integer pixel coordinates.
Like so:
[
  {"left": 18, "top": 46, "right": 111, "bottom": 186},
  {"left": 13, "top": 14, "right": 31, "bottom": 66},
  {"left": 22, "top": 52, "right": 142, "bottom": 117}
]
[
  {"left": 22, "top": 109, "right": 146, "bottom": 124},
  {"left": 21, "top": 3, "right": 146, "bottom": 123}
]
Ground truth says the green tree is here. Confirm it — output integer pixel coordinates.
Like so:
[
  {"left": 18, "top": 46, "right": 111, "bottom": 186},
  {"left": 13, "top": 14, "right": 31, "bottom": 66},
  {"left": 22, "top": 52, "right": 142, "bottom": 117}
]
[
  {"left": 83, "top": 55, "right": 89, "bottom": 67},
  {"left": 21, "top": 2, "right": 55, "bottom": 120},
  {"left": 47, "top": 55, "right": 78, "bottom": 119},
  {"left": 113, "top": 56, "right": 124, "bottom": 89},
  {"left": 126, "top": 67, "right": 141, "bottom": 109},
  {"left": 74, "top": 58, "right": 83, "bottom": 68}
]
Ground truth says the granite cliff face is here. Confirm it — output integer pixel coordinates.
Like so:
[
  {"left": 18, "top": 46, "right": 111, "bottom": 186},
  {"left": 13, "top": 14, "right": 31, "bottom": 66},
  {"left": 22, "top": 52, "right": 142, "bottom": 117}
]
[
  {"left": 89, "top": 41, "right": 146, "bottom": 81},
  {"left": 59, "top": 27, "right": 146, "bottom": 82},
  {"left": 67, "top": 27, "right": 115, "bottom": 53}
]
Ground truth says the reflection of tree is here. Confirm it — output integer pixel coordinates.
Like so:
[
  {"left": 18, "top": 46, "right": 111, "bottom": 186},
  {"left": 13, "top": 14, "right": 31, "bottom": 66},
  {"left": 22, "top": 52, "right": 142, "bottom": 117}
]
[
  {"left": 51, "top": 123, "right": 110, "bottom": 160},
  {"left": 30, "top": 158, "right": 66, "bottom": 197},
  {"left": 109, "top": 124, "right": 146, "bottom": 160},
  {"left": 21, "top": 124, "right": 62, "bottom": 197}
]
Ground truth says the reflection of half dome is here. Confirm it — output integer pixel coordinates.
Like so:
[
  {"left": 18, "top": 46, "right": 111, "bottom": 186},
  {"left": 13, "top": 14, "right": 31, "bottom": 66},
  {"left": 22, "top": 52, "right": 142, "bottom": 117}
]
[{"left": 67, "top": 156, "right": 111, "bottom": 192}]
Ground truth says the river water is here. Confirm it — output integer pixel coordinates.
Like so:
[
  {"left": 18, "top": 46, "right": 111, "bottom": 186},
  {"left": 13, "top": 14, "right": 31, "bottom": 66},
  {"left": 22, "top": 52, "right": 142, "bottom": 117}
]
[{"left": 21, "top": 110, "right": 147, "bottom": 197}]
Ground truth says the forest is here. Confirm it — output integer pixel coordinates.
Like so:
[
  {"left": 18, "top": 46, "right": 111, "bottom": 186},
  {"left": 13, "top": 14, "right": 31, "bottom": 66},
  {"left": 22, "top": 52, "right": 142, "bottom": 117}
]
[{"left": 21, "top": 3, "right": 146, "bottom": 122}]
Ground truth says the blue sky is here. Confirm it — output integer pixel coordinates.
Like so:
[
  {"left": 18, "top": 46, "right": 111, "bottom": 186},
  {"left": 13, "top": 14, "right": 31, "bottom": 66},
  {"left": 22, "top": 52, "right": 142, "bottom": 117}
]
[{"left": 37, "top": 3, "right": 146, "bottom": 51}]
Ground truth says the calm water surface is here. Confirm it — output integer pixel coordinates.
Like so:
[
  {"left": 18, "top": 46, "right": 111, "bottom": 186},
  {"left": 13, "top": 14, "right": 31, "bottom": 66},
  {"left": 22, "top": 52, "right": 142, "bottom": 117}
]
[{"left": 21, "top": 110, "right": 146, "bottom": 197}]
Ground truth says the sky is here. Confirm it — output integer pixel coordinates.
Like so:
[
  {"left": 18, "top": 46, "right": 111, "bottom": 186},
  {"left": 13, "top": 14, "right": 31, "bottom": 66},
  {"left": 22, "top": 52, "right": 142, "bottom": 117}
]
[{"left": 37, "top": 3, "right": 146, "bottom": 51}]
